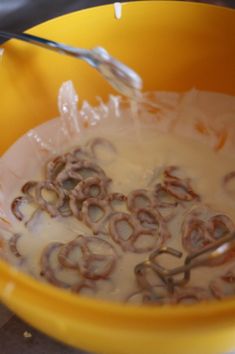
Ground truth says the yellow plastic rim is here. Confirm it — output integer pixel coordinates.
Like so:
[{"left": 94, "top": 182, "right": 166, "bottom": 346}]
[{"left": 0, "top": 2, "right": 235, "bottom": 354}]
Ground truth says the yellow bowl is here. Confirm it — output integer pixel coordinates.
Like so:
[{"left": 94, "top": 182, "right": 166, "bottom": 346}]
[{"left": 1, "top": 2, "right": 235, "bottom": 354}]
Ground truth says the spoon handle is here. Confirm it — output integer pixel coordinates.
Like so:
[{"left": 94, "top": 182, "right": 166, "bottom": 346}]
[
  {"left": 0, "top": 30, "right": 142, "bottom": 96},
  {"left": 0, "top": 31, "right": 93, "bottom": 63}
]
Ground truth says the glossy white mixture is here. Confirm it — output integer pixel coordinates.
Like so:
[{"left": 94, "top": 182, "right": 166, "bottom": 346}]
[{"left": 1, "top": 90, "right": 235, "bottom": 304}]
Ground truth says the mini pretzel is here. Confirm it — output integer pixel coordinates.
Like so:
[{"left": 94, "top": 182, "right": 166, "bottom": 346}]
[
  {"left": 153, "top": 184, "right": 179, "bottom": 221},
  {"left": 127, "top": 189, "right": 155, "bottom": 212},
  {"left": 221, "top": 267, "right": 235, "bottom": 283},
  {"left": 58, "top": 236, "right": 86, "bottom": 269},
  {"left": 47, "top": 149, "right": 87, "bottom": 178},
  {"left": 129, "top": 263, "right": 173, "bottom": 304},
  {"left": 207, "top": 214, "right": 234, "bottom": 240},
  {"left": 109, "top": 212, "right": 166, "bottom": 253},
  {"left": 46, "top": 155, "right": 68, "bottom": 181},
  {"left": 135, "top": 207, "right": 169, "bottom": 239},
  {"left": 134, "top": 229, "right": 165, "bottom": 253},
  {"left": 72, "top": 176, "right": 108, "bottom": 201},
  {"left": 109, "top": 212, "right": 140, "bottom": 252},
  {"left": 154, "top": 184, "right": 178, "bottom": 208},
  {"left": 134, "top": 262, "right": 164, "bottom": 291},
  {"left": 40, "top": 242, "right": 69, "bottom": 288},
  {"left": 69, "top": 177, "right": 108, "bottom": 220},
  {"left": 164, "top": 166, "right": 185, "bottom": 180},
  {"left": 209, "top": 270, "right": 235, "bottom": 300},
  {"left": 35, "top": 181, "right": 65, "bottom": 217},
  {"left": 21, "top": 181, "right": 38, "bottom": 199},
  {"left": 55, "top": 168, "right": 81, "bottom": 195},
  {"left": 11, "top": 196, "right": 31, "bottom": 221},
  {"left": 81, "top": 198, "right": 112, "bottom": 234},
  {"left": 67, "top": 160, "right": 110, "bottom": 184},
  {"left": 164, "top": 178, "right": 199, "bottom": 201},
  {"left": 58, "top": 235, "right": 117, "bottom": 280},
  {"left": 163, "top": 166, "right": 199, "bottom": 201},
  {"left": 173, "top": 286, "right": 210, "bottom": 304},
  {"left": 8, "top": 233, "right": 22, "bottom": 257},
  {"left": 182, "top": 218, "right": 213, "bottom": 253},
  {"left": 207, "top": 214, "right": 235, "bottom": 266}
]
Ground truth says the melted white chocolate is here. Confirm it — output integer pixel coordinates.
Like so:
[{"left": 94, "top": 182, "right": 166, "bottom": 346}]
[{"left": 2, "top": 90, "right": 235, "bottom": 304}]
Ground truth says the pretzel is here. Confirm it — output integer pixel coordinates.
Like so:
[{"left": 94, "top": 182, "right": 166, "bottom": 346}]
[{"left": 58, "top": 235, "right": 117, "bottom": 280}]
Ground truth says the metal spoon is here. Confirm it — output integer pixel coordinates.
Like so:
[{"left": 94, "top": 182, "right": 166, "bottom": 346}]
[
  {"left": 144, "top": 231, "right": 235, "bottom": 291},
  {"left": 0, "top": 31, "right": 142, "bottom": 98}
]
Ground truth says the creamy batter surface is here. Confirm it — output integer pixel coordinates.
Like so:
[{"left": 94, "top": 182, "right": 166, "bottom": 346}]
[{"left": 1, "top": 90, "right": 235, "bottom": 305}]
